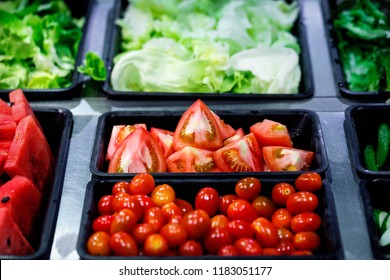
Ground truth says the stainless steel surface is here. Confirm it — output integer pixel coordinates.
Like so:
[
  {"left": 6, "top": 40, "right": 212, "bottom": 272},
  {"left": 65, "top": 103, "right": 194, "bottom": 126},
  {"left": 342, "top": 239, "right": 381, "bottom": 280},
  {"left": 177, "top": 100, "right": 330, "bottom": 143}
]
[{"left": 31, "top": 0, "right": 378, "bottom": 259}]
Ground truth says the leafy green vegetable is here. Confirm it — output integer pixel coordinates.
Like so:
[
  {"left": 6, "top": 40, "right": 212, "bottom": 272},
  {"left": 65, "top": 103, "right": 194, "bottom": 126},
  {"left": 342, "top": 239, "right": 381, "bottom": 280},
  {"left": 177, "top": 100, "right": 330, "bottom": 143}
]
[
  {"left": 333, "top": 0, "right": 390, "bottom": 92},
  {"left": 111, "top": 0, "right": 301, "bottom": 94},
  {"left": 0, "top": 0, "right": 83, "bottom": 90},
  {"left": 77, "top": 52, "right": 107, "bottom": 81}
]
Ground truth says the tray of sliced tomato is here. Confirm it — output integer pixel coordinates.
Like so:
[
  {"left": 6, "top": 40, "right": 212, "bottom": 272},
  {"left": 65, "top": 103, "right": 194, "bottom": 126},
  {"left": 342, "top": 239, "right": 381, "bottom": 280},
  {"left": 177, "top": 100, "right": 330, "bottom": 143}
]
[
  {"left": 76, "top": 172, "right": 342, "bottom": 259},
  {"left": 90, "top": 99, "right": 328, "bottom": 179}
]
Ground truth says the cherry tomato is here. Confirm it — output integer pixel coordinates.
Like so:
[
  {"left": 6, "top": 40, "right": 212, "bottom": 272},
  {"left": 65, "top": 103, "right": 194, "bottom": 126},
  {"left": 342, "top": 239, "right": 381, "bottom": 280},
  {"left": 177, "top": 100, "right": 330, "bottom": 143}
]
[
  {"left": 182, "top": 209, "right": 211, "bottom": 240},
  {"left": 227, "top": 199, "right": 258, "bottom": 223},
  {"left": 151, "top": 184, "right": 176, "bottom": 207},
  {"left": 110, "top": 231, "right": 139, "bottom": 256},
  {"left": 290, "top": 250, "right": 313, "bottom": 256},
  {"left": 110, "top": 209, "right": 137, "bottom": 235},
  {"left": 271, "top": 208, "right": 292, "bottom": 229},
  {"left": 251, "top": 217, "right": 279, "bottom": 247},
  {"left": 277, "top": 228, "right": 294, "bottom": 241},
  {"left": 211, "top": 214, "right": 229, "bottom": 229},
  {"left": 132, "top": 194, "right": 156, "bottom": 216},
  {"left": 174, "top": 198, "right": 193, "bottom": 215},
  {"left": 112, "top": 181, "right": 131, "bottom": 195},
  {"left": 218, "top": 245, "right": 238, "bottom": 256},
  {"left": 98, "top": 195, "right": 114, "bottom": 215},
  {"left": 219, "top": 194, "right": 238, "bottom": 215},
  {"left": 87, "top": 231, "right": 111, "bottom": 256},
  {"left": 178, "top": 240, "right": 203, "bottom": 256},
  {"left": 235, "top": 177, "right": 261, "bottom": 201},
  {"left": 291, "top": 212, "right": 322, "bottom": 233},
  {"left": 132, "top": 223, "right": 156, "bottom": 245},
  {"left": 276, "top": 240, "right": 295, "bottom": 255},
  {"left": 169, "top": 214, "right": 183, "bottom": 224},
  {"left": 195, "top": 187, "right": 220, "bottom": 216},
  {"left": 227, "top": 220, "right": 254, "bottom": 240},
  {"left": 143, "top": 206, "right": 166, "bottom": 232},
  {"left": 262, "top": 247, "right": 281, "bottom": 256},
  {"left": 204, "top": 227, "right": 234, "bottom": 255},
  {"left": 143, "top": 233, "right": 169, "bottom": 256},
  {"left": 160, "top": 223, "right": 187, "bottom": 248},
  {"left": 292, "top": 232, "right": 321, "bottom": 252},
  {"left": 161, "top": 202, "right": 183, "bottom": 221},
  {"left": 92, "top": 214, "right": 113, "bottom": 233},
  {"left": 129, "top": 173, "right": 155, "bottom": 195},
  {"left": 252, "top": 196, "right": 277, "bottom": 220},
  {"left": 112, "top": 192, "right": 142, "bottom": 220},
  {"left": 286, "top": 191, "right": 319, "bottom": 214},
  {"left": 271, "top": 182, "right": 296, "bottom": 206},
  {"left": 295, "top": 172, "right": 322, "bottom": 192},
  {"left": 234, "top": 238, "right": 263, "bottom": 256}
]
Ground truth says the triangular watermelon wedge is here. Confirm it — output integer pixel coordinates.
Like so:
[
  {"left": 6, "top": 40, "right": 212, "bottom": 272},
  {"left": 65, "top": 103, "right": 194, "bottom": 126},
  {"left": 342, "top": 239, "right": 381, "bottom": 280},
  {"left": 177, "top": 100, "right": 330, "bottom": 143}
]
[
  {"left": 0, "top": 99, "right": 12, "bottom": 115},
  {"left": 0, "top": 113, "right": 17, "bottom": 140},
  {"left": 0, "top": 208, "right": 34, "bottom": 256},
  {"left": 4, "top": 115, "right": 54, "bottom": 192}
]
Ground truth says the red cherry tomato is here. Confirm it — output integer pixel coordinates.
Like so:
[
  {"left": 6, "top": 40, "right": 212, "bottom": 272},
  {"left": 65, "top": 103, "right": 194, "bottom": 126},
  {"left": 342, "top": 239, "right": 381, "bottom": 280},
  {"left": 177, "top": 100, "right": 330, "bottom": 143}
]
[
  {"left": 132, "top": 194, "right": 156, "bottom": 216},
  {"left": 129, "top": 173, "right": 155, "bottom": 195},
  {"left": 178, "top": 240, "right": 203, "bottom": 256},
  {"left": 277, "top": 228, "right": 294, "bottom": 241},
  {"left": 234, "top": 238, "right": 263, "bottom": 256},
  {"left": 151, "top": 184, "right": 176, "bottom": 207},
  {"left": 92, "top": 214, "right": 113, "bottom": 233},
  {"left": 252, "top": 196, "right": 277, "bottom": 220},
  {"left": 204, "top": 227, "right": 234, "bottom": 254},
  {"left": 169, "top": 214, "right": 183, "bottom": 224},
  {"left": 195, "top": 187, "right": 220, "bottom": 216},
  {"left": 291, "top": 212, "right": 322, "bottom": 233},
  {"left": 112, "top": 181, "right": 131, "bottom": 195},
  {"left": 143, "top": 233, "right": 169, "bottom": 256},
  {"left": 161, "top": 202, "right": 183, "bottom": 221},
  {"left": 271, "top": 208, "right": 292, "bottom": 229},
  {"left": 110, "top": 208, "right": 138, "bottom": 235},
  {"left": 235, "top": 177, "right": 261, "bottom": 201},
  {"left": 219, "top": 194, "right": 238, "bottom": 215},
  {"left": 132, "top": 223, "right": 156, "bottom": 245},
  {"left": 271, "top": 182, "right": 296, "bottom": 206},
  {"left": 286, "top": 191, "right": 319, "bottom": 214},
  {"left": 112, "top": 192, "right": 142, "bottom": 220},
  {"left": 174, "top": 198, "right": 194, "bottom": 215},
  {"left": 87, "top": 231, "right": 111, "bottom": 256},
  {"left": 98, "top": 195, "right": 114, "bottom": 215},
  {"left": 143, "top": 206, "right": 166, "bottom": 232},
  {"left": 182, "top": 209, "right": 211, "bottom": 240},
  {"left": 160, "top": 223, "right": 187, "bottom": 248},
  {"left": 290, "top": 250, "right": 313, "bottom": 256},
  {"left": 292, "top": 232, "right": 321, "bottom": 252},
  {"left": 227, "top": 199, "right": 258, "bottom": 223},
  {"left": 218, "top": 245, "right": 239, "bottom": 256},
  {"left": 211, "top": 214, "right": 229, "bottom": 229},
  {"left": 276, "top": 240, "right": 295, "bottom": 255},
  {"left": 251, "top": 217, "right": 279, "bottom": 247},
  {"left": 110, "top": 232, "right": 139, "bottom": 256},
  {"left": 227, "top": 220, "right": 254, "bottom": 240},
  {"left": 295, "top": 172, "right": 322, "bottom": 192},
  {"left": 262, "top": 247, "right": 281, "bottom": 256}
]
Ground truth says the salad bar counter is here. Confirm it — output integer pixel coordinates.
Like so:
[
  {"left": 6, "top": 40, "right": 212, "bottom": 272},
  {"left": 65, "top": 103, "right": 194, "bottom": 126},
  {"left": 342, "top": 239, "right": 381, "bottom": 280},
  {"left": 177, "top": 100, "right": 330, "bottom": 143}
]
[{"left": 1, "top": 0, "right": 389, "bottom": 260}]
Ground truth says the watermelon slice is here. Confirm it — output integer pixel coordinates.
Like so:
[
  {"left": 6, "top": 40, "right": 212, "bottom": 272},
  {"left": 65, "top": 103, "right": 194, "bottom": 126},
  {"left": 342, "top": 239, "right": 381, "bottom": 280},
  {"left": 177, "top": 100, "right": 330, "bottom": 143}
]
[
  {"left": 0, "top": 175, "right": 42, "bottom": 240},
  {"left": 0, "top": 99, "right": 12, "bottom": 115},
  {"left": 0, "top": 208, "right": 34, "bottom": 256},
  {"left": 0, "top": 113, "right": 17, "bottom": 140},
  {"left": 9, "top": 89, "right": 42, "bottom": 131},
  {"left": 0, "top": 140, "right": 11, "bottom": 175},
  {"left": 4, "top": 115, "right": 54, "bottom": 192}
]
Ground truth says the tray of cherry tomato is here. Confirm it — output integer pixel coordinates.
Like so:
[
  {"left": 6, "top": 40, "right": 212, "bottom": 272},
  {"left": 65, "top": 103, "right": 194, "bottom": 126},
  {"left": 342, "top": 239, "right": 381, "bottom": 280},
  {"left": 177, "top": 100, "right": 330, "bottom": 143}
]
[
  {"left": 77, "top": 172, "right": 343, "bottom": 259},
  {"left": 90, "top": 99, "right": 328, "bottom": 179}
]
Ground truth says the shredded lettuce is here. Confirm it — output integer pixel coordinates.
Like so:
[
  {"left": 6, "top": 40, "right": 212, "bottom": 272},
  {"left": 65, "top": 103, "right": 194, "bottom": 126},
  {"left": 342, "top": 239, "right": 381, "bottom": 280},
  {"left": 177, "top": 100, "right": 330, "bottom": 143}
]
[
  {"left": 78, "top": 52, "right": 107, "bottom": 82},
  {"left": 111, "top": 0, "right": 301, "bottom": 94},
  {"left": 0, "top": 0, "right": 83, "bottom": 90}
]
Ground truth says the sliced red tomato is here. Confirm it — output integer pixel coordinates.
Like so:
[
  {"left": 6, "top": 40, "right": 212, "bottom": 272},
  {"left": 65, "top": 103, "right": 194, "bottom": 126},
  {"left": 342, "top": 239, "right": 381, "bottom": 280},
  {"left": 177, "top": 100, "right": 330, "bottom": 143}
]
[
  {"left": 223, "top": 128, "right": 245, "bottom": 146},
  {"left": 262, "top": 146, "right": 314, "bottom": 172},
  {"left": 150, "top": 127, "right": 174, "bottom": 158},
  {"left": 108, "top": 127, "right": 166, "bottom": 173},
  {"left": 250, "top": 119, "right": 293, "bottom": 148},
  {"left": 173, "top": 99, "right": 223, "bottom": 151},
  {"left": 166, "top": 146, "right": 219, "bottom": 172},
  {"left": 106, "top": 124, "right": 147, "bottom": 161},
  {"left": 210, "top": 111, "right": 235, "bottom": 140},
  {"left": 214, "top": 133, "right": 264, "bottom": 172}
]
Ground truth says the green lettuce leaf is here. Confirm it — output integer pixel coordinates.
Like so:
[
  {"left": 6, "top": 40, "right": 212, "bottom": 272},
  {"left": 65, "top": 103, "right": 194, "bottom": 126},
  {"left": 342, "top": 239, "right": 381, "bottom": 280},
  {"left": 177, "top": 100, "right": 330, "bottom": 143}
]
[{"left": 77, "top": 52, "right": 107, "bottom": 81}]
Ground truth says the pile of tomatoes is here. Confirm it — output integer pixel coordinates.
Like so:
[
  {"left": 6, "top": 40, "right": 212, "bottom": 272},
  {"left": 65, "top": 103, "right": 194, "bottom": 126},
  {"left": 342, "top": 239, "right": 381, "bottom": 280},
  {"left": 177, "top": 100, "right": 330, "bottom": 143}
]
[{"left": 86, "top": 172, "right": 324, "bottom": 257}]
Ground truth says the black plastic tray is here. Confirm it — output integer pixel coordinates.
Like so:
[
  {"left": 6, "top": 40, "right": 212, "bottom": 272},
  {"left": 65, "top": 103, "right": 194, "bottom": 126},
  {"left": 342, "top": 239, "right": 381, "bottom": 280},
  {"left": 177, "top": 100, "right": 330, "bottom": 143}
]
[
  {"left": 0, "top": 0, "right": 93, "bottom": 100},
  {"left": 90, "top": 109, "right": 328, "bottom": 179},
  {"left": 0, "top": 107, "right": 73, "bottom": 259},
  {"left": 344, "top": 104, "right": 390, "bottom": 179},
  {"left": 77, "top": 177, "right": 343, "bottom": 259},
  {"left": 359, "top": 179, "right": 390, "bottom": 260},
  {"left": 102, "top": 0, "right": 314, "bottom": 100},
  {"left": 322, "top": 0, "right": 390, "bottom": 100}
]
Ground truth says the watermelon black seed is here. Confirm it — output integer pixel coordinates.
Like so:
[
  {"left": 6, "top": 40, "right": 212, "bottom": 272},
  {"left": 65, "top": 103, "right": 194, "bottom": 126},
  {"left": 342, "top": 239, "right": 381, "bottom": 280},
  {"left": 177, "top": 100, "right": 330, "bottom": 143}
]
[
  {"left": 1, "top": 196, "right": 10, "bottom": 203},
  {"left": 7, "top": 237, "right": 11, "bottom": 246}
]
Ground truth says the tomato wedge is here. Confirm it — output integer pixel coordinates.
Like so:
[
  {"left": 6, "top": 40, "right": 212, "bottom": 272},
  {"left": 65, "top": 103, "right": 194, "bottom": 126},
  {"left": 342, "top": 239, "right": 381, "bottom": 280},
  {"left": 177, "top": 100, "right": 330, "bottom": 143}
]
[
  {"left": 211, "top": 111, "right": 235, "bottom": 140},
  {"left": 150, "top": 127, "right": 174, "bottom": 158},
  {"left": 108, "top": 127, "right": 166, "bottom": 173},
  {"left": 214, "top": 133, "right": 264, "bottom": 172},
  {"left": 250, "top": 119, "right": 293, "bottom": 148},
  {"left": 166, "top": 146, "right": 219, "bottom": 172},
  {"left": 173, "top": 99, "right": 223, "bottom": 151},
  {"left": 106, "top": 124, "right": 147, "bottom": 161},
  {"left": 262, "top": 146, "right": 314, "bottom": 172},
  {"left": 223, "top": 128, "right": 245, "bottom": 146}
]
